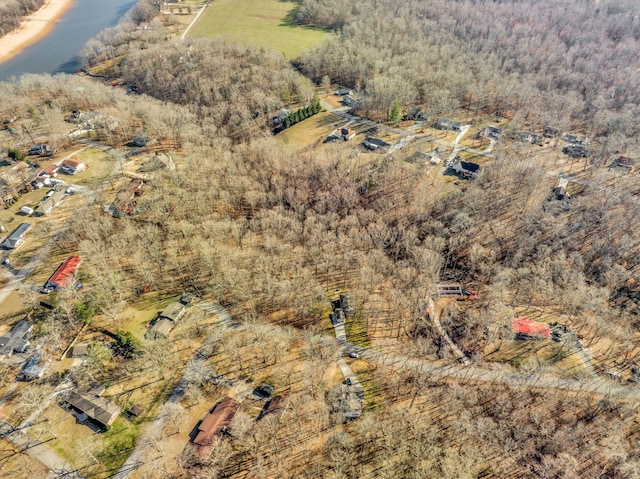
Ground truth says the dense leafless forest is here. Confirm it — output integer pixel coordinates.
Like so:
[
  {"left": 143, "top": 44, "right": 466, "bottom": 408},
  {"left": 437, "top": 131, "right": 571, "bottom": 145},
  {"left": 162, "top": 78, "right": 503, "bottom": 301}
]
[
  {"left": 0, "top": 0, "right": 46, "bottom": 38},
  {"left": 298, "top": 0, "right": 640, "bottom": 144},
  {"left": 120, "top": 40, "right": 314, "bottom": 139},
  {"left": 2, "top": 0, "right": 640, "bottom": 477}
]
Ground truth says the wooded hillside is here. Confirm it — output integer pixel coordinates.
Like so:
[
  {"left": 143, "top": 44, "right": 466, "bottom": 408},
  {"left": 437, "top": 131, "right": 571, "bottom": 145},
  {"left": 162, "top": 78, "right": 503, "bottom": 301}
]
[{"left": 297, "top": 0, "right": 640, "bottom": 145}]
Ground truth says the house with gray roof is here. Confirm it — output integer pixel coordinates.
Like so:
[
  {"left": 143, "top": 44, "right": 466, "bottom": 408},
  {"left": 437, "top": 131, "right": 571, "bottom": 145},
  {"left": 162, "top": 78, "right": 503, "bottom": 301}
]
[
  {"left": 0, "top": 320, "right": 32, "bottom": 359},
  {"left": 1, "top": 223, "right": 31, "bottom": 250}
]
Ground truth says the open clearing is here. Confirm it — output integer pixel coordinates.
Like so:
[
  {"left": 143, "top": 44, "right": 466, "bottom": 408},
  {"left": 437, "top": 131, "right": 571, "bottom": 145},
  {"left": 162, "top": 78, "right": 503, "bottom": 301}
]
[{"left": 187, "top": 0, "right": 329, "bottom": 58}]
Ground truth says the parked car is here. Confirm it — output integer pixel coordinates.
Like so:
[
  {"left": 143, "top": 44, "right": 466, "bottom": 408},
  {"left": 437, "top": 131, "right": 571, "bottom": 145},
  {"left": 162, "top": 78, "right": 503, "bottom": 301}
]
[{"left": 349, "top": 352, "right": 361, "bottom": 359}]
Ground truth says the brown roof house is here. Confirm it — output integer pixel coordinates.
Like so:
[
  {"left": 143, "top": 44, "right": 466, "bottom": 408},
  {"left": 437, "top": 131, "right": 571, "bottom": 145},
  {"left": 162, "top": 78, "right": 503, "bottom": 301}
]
[
  {"left": 64, "top": 385, "right": 121, "bottom": 428},
  {"left": 191, "top": 396, "right": 240, "bottom": 459}
]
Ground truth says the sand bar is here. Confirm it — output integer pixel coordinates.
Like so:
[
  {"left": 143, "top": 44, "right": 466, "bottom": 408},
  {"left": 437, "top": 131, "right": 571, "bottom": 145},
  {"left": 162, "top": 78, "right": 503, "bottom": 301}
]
[{"left": 0, "top": 0, "right": 75, "bottom": 64}]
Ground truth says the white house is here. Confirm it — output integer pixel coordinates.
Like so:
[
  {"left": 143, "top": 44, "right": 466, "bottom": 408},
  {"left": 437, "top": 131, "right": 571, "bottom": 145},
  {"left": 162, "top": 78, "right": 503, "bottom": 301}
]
[{"left": 60, "top": 159, "right": 86, "bottom": 175}]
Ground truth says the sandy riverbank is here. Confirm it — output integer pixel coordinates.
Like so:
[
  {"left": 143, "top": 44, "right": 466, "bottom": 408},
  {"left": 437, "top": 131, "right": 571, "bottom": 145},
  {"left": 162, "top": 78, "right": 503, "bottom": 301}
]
[{"left": 0, "top": 0, "right": 74, "bottom": 64}]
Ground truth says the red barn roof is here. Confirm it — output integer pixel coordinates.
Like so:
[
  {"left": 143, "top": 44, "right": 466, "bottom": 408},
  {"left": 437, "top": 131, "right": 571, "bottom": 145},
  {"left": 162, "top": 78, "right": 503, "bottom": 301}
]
[
  {"left": 45, "top": 256, "right": 81, "bottom": 289},
  {"left": 511, "top": 317, "right": 550, "bottom": 338},
  {"left": 193, "top": 397, "right": 240, "bottom": 458}
]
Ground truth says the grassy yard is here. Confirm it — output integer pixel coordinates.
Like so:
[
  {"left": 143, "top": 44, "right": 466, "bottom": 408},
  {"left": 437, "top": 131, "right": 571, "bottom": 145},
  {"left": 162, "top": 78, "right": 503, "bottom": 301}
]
[
  {"left": 278, "top": 111, "right": 349, "bottom": 148},
  {"left": 187, "top": 0, "right": 329, "bottom": 58}
]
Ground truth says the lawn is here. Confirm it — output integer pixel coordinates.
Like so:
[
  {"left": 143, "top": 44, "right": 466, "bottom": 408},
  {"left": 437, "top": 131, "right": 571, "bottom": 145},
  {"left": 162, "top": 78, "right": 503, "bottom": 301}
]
[
  {"left": 187, "top": 0, "right": 329, "bottom": 59},
  {"left": 277, "top": 111, "right": 348, "bottom": 148}
]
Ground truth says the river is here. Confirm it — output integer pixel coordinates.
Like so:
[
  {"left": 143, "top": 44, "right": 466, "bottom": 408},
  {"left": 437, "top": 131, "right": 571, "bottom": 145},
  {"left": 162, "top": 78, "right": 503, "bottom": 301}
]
[{"left": 0, "top": 0, "right": 136, "bottom": 81}]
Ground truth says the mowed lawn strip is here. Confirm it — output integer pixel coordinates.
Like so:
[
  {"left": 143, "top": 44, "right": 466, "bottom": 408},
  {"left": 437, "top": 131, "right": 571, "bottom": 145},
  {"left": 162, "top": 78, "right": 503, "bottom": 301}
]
[{"left": 188, "top": 0, "right": 329, "bottom": 58}]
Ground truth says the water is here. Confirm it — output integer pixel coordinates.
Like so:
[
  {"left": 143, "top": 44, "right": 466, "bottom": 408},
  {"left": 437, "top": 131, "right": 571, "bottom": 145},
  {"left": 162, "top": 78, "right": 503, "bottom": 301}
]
[{"left": 0, "top": 0, "right": 135, "bottom": 81}]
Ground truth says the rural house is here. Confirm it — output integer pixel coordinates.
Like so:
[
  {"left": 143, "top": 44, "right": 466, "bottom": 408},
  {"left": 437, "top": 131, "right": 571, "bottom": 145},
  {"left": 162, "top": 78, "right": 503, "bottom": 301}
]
[
  {"left": 18, "top": 352, "right": 49, "bottom": 381},
  {"left": 145, "top": 299, "right": 189, "bottom": 339},
  {"left": 612, "top": 156, "right": 634, "bottom": 172},
  {"left": 35, "top": 189, "right": 66, "bottom": 216},
  {"left": 1, "top": 222, "right": 32, "bottom": 250},
  {"left": 451, "top": 159, "right": 482, "bottom": 179},
  {"left": 564, "top": 134, "right": 588, "bottom": 146},
  {"left": 192, "top": 397, "right": 240, "bottom": 459},
  {"left": 435, "top": 118, "right": 461, "bottom": 132},
  {"left": 60, "top": 158, "right": 86, "bottom": 175},
  {"left": 64, "top": 386, "right": 121, "bottom": 428},
  {"left": 0, "top": 320, "right": 32, "bottom": 359},
  {"left": 337, "top": 88, "right": 351, "bottom": 96},
  {"left": 342, "top": 95, "right": 361, "bottom": 108},
  {"left": 44, "top": 256, "right": 82, "bottom": 291},
  {"left": 28, "top": 143, "right": 52, "bottom": 157},
  {"left": 0, "top": 162, "right": 32, "bottom": 207},
  {"left": 340, "top": 128, "right": 356, "bottom": 141},
  {"left": 511, "top": 317, "right": 550, "bottom": 340}
]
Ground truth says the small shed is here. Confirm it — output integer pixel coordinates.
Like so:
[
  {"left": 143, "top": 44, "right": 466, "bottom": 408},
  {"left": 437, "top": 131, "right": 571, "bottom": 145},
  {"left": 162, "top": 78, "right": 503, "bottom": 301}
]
[
  {"left": 613, "top": 156, "right": 634, "bottom": 171},
  {"left": 256, "top": 395, "right": 285, "bottom": 421},
  {"left": 71, "top": 342, "right": 89, "bottom": 358}
]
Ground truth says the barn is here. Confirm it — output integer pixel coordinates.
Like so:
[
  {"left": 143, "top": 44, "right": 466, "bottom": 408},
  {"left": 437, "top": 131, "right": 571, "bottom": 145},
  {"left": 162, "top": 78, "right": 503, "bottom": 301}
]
[
  {"left": 511, "top": 317, "right": 550, "bottom": 339},
  {"left": 44, "top": 256, "right": 82, "bottom": 290}
]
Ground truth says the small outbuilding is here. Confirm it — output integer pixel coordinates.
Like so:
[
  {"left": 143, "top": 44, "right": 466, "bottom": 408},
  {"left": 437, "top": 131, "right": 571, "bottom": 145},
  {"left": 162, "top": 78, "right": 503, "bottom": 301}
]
[
  {"left": 60, "top": 159, "right": 86, "bottom": 175},
  {"left": 145, "top": 318, "right": 174, "bottom": 340},
  {"left": 257, "top": 395, "right": 285, "bottom": 421},
  {"left": 159, "top": 301, "right": 186, "bottom": 322}
]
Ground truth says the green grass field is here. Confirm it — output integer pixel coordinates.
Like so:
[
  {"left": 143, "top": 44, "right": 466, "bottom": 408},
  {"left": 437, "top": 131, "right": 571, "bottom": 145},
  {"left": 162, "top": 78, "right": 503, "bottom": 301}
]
[{"left": 187, "top": 0, "right": 329, "bottom": 58}]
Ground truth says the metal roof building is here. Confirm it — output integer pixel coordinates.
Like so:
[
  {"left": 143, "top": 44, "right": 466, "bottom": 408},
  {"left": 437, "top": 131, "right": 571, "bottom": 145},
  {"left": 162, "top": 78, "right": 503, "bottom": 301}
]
[
  {"left": 45, "top": 256, "right": 82, "bottom": 290},
  {"left": 1, "top": 222, "right": 31, "bottom": 250},
  {"left": 511, "top": 317, "right": 550, "bottom": 339}
]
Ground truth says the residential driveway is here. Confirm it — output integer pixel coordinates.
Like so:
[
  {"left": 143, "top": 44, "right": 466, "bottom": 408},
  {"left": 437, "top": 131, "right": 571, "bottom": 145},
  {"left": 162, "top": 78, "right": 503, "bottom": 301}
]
[
  {"left": 113, "top": 301, "right": 235, "bottom": 479},
  {"left": 354, "top": 345, "right": 640, "bottom": 402},
  {"left": 0, "top": 418, "right": 83, "bottom": 478}
]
